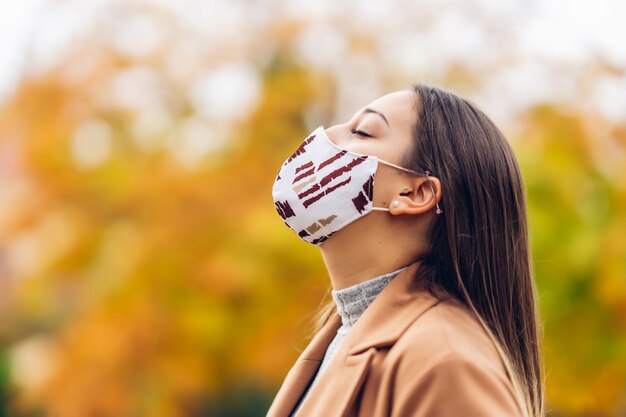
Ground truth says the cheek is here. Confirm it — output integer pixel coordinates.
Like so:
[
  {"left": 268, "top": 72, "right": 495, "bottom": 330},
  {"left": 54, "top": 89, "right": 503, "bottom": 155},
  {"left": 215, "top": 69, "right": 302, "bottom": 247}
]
[
  {"left": 371, "top": 164, "right": 396, "bottom": 203},
  {"left": 350, "top": 135, "right": 390, "bottom": 158},
  {"left": 350, "top": 143, "right": 375, "bottom": 157},
  {"left": 326, "top": 124, "right": 396, "bottom": 161}
]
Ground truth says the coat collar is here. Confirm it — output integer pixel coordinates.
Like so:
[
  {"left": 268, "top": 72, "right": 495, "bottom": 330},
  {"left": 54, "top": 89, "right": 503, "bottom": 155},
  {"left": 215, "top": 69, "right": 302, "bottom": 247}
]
[{"left": 266, "top": 261, "right": 452, "bottom": 417}]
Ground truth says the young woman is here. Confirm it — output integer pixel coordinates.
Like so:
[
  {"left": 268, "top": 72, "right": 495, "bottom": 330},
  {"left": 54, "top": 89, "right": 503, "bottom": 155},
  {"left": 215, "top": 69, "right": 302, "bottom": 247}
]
[{"left": 268, "top": 84, "right": 545, "bottom": 417}]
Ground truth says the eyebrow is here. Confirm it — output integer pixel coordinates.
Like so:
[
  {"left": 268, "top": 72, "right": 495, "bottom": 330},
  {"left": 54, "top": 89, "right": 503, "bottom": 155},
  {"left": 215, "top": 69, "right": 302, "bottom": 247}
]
[{"left": 361, "top": 107, "right": 390, "bottom": 128}]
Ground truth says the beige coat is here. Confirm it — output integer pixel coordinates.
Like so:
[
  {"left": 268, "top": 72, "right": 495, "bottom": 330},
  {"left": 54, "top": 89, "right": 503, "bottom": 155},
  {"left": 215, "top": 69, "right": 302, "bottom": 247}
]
[{"left": 266, "top": 263, "right": 526, "bottom": 417}]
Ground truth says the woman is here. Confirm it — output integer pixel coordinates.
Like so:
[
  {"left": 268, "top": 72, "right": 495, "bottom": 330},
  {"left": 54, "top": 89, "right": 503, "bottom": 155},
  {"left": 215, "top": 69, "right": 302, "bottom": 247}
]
[{"left": 267, "top": 84, "right": 545, "bottom": 417}]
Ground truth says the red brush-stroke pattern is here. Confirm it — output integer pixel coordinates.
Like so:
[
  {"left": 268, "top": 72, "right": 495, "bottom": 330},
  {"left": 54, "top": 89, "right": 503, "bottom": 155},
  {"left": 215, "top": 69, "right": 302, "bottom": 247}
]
[
  {"left": 362, "top": 174, "right": 374, "bottom": 200},
  {"left": 318, "top": 150, "right": 347, "bottom": 171},
  {"left": 286, "top": 134, "right": 316, "bottom": 163},
  {"left": 352, "top": 191, "right": 369, "bottom": 214},
  {"left": 292, "top": 167, "right": 315, "bottom": 184},
  {"left": 319, "top": 156, "right": 366, "bottom": 187},
  {"left": 297, "top": 183, "right": 319, "bottom": 199},
  {"left": 274, "top": 200, "right": 295, "bottom": 220},
  {"left": 310, "top": 231, "right": 334, "bottom": 245},
  {"left": 295, "top": 161, "right": 313, "bottom": 173},
  {"left": 302, "top": 176, "right": 351, "bottom": 208}
]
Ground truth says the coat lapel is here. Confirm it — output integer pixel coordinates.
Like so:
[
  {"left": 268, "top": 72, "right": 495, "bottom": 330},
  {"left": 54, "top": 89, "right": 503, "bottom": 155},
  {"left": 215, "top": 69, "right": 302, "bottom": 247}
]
[
  {"left": 267, "top": 262, "right": 451, "bottom": 417},
  {"left": 291, "top": 338, "right": 378, "bottom": 417}
]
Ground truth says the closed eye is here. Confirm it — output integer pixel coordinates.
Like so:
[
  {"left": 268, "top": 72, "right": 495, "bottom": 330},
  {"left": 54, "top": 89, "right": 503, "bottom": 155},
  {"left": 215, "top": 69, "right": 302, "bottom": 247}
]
[{"left": 350, "top": 128, "right": 372, "bottom": 138}]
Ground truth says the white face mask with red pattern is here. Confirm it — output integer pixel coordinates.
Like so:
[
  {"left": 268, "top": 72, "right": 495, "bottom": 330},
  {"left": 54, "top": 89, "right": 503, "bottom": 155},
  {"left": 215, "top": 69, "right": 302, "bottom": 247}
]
[{"left": 271, "top": 126, "right": 420, "bottom": 246}]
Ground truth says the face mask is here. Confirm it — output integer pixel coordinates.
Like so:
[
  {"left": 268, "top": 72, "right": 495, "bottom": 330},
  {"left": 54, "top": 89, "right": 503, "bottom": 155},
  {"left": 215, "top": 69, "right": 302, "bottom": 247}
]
[{"left": 271, "top": 125, "right": 421, "bottom": 246}]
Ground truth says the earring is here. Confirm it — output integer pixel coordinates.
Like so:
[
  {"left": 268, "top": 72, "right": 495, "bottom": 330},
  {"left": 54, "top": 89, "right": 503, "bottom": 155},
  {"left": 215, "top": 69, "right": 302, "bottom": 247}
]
[{"left": 391, "top": 200, "right": 400, "bottom": 207}]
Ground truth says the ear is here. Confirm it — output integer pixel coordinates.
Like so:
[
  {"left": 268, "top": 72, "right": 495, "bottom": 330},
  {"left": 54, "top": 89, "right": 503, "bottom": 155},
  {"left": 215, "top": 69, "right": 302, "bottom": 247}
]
[{"left": 389, "top": 175, "right": 442, "bottom": 216}]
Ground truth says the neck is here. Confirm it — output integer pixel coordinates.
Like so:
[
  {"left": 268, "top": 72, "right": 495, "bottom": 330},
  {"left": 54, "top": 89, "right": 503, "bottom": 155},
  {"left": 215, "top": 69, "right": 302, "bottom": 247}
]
[{"left": 319, "top": 213, "right": 425, "bottom": 290}]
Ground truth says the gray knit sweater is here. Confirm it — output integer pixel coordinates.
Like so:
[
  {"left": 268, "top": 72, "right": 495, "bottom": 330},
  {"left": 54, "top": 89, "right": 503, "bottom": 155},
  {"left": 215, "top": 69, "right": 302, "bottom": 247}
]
[{"left": 289, "top": 265, "right": 409, "bottom": 416}]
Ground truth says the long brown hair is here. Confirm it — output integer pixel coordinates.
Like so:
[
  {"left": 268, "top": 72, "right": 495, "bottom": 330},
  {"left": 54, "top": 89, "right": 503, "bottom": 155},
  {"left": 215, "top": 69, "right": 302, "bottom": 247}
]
[{"left": 307, "top": 83, "right": 545, "bottom": 417}]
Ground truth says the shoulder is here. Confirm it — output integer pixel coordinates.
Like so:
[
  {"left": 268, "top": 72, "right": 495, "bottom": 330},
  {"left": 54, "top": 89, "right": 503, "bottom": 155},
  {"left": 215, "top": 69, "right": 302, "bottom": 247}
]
[
  {"left": 391, "top": 295, "right": 506, "bottom": 374},
  {"left": 386, "top": 296, "right": 525, "bottom": 416}
]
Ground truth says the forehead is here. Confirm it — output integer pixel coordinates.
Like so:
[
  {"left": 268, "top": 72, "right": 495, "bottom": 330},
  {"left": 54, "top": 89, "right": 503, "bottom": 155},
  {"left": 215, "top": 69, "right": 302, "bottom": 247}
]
[
  {"left": 350, "top": 90, "right": 419, "bottom": 166},
  {"left": 357, "top": 90, "right": 418, "bottom": 132}
]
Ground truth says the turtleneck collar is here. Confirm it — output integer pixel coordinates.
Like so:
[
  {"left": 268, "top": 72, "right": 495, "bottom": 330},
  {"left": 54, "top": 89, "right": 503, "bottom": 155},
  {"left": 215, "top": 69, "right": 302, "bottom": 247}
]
[{"left": 331, "top": 265, "right": 410, "bottom": 329}]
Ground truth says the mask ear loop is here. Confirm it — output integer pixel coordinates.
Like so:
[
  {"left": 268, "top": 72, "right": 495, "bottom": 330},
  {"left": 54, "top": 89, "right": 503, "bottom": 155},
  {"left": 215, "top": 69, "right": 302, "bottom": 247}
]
[
  {"left": 372, "top": 160, "right": 443, "bottom": 215},
  {"left": 424, "top": 170, "right": 443, "bottom": 215}
]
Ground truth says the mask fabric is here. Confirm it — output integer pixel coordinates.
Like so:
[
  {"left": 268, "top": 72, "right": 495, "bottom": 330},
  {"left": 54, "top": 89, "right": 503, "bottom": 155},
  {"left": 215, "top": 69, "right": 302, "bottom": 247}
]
[{"left": 272, "top": 126, "right": 420, "bottom": 246}]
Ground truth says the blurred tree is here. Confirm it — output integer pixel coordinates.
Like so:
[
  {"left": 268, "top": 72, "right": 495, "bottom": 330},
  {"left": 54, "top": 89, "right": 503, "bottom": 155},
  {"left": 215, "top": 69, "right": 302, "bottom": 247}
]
[
  {"left": 0, "top": 3, "right": 625, "bottom": 417},
  {"left": 517, "top": 105, "right": 626, "bottom": 416}
]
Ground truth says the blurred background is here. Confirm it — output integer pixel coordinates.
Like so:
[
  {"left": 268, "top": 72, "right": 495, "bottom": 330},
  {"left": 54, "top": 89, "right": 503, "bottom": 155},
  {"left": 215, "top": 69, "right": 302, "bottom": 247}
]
[{"left": 0, "top": 0, "right": 625, "bottom": 416}]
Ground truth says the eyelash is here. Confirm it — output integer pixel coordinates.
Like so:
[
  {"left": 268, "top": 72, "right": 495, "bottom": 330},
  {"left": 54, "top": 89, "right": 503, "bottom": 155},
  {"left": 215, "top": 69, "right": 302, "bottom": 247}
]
[{"left": 350, "top": 128, "right": 372, "bottom": 138}]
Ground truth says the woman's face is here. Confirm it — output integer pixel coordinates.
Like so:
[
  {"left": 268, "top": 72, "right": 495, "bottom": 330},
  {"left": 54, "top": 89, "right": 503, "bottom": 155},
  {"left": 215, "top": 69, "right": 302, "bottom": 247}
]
[
  {"left": 324, "top": 90, "right": 418, "bottom": 168},
  {"left": 324, "top": 90, "right": 420, "bottom": 213}
]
